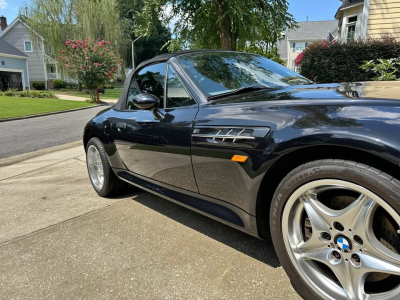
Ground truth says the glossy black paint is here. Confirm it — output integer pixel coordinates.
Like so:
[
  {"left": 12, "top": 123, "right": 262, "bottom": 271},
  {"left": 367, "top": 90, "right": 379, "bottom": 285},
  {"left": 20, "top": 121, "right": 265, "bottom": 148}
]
[
  {"left": 117, "top": 170, "right": 245, "bottom": 228},
  {"left": 111, "top": 105, "right": 200, "bottom": 193},
  {"left": 84, "top": 53, "right": 400, "bottom": 238},
  {"left": 133, "top": 93, "right": 160, "bottom": 110}
]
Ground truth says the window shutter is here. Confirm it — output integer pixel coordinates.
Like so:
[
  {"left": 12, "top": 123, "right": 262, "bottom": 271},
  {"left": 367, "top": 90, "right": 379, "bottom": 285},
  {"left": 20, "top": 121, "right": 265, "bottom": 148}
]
[
  {"left": 293, "top": 43, "right": 296, "bottom": 52},
  {"left": 305, "top": 43, "right": 308, "bottom": 47}
]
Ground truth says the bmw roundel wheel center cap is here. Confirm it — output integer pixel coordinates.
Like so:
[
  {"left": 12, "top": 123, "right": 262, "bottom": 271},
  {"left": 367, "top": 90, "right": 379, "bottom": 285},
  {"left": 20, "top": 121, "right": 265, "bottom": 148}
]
[{"left": 335, "top": 235, "right": 352, "bottom": 252}]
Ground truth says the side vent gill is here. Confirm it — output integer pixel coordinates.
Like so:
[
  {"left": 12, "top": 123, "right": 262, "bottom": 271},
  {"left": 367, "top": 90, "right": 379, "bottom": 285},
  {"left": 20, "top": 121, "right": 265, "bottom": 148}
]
[{"left": 192, "top": 127, "right": 270, "bottom": 149}]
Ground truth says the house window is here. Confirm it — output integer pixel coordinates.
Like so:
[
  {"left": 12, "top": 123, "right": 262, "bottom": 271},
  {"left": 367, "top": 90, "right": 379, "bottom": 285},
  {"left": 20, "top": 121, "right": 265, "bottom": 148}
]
[
  {"left": 346, "top": 15, "right": 357, "bottom": 41},
  {"left": 24, "top": 40, "right": 33, "bottom": 52},
  {"left": 293, "top": 42, "right": 308, "bottom": 53}
]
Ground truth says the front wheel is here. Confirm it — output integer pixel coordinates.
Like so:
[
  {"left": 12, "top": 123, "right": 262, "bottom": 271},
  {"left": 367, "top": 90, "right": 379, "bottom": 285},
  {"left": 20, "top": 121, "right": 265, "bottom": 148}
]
[{"left": 270, "top": 159, "right": 400, "bottom": 300}]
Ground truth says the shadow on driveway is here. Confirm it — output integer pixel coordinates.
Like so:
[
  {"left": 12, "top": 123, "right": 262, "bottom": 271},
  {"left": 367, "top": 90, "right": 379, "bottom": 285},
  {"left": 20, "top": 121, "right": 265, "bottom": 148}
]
[{"left": 130, "top": 191, "right": 281, "bottom": 268}]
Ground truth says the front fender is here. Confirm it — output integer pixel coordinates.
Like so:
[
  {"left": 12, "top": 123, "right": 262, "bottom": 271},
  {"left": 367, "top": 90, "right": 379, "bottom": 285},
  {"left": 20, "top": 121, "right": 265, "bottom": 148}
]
[
  {"left": 83, "top": 108, "right": 126, "bottom": 170},
  {"left": 268, "top": 126, "right": 400, "bottom": 167}
]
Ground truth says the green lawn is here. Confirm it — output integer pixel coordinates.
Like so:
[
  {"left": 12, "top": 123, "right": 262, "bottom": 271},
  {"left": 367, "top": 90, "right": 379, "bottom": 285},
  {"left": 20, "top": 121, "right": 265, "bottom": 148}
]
[
  {"left": 58, "top": 86, "right": 123, "bottom": 100},
  {"left": 99, "top": 88, "right": 123, "bottom": 99},
  {"left": 0, "top": 96, "right": 95, "bottom": 119}
]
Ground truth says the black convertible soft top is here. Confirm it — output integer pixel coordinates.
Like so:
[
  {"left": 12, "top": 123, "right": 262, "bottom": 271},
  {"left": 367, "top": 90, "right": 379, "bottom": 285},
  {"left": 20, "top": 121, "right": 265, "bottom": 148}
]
[
  {"left": 135, "top": 49, "right": 217, "bottom": 70},
  {"left": 114, "top": 49, "right": 248, "bottom": 110},
  {"left": 115, "top": 49, "right": 223, "bottom": 110}
]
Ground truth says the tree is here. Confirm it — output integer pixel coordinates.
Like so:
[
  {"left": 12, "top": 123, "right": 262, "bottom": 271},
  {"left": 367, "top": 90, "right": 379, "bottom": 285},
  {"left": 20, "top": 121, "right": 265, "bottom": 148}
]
[
  {"left": 60, "top": 38, "right": 122, "bottom": 103},
  {"left": 134, "top": 22, "right": 171, "bottom": 66},
  {"left": 116, "top": 0, "right": 171, "bottom": 67},
  {"left": 134, "top": 0, "right": 296, "bottom": 52},
  {"left": 21, "top": 0, "right": 124, "bottom": 72}
]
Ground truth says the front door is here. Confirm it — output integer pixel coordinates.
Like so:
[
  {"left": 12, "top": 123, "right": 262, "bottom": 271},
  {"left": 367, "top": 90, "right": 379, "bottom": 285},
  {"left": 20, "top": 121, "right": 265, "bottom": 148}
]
[{"left": 112, "top": 63, "right": 199, "bottom": 193}]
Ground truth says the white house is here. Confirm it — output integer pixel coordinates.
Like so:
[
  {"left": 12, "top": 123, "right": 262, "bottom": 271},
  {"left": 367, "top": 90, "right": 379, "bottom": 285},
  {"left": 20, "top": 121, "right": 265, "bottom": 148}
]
[
  {"left": 0, "top": 37, "right": 29, "bottom": 90},
  {"left": 0, "top": 16, "right": 60, "bottom": 89},
  {"left": 277, "top": 20, "right": 339, "bottom": 72}
]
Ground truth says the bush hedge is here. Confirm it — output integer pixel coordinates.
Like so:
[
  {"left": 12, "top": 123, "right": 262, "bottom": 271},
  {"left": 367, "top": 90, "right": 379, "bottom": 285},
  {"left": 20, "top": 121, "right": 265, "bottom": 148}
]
[
  {"left": 52, "top": 79, "right": 67, "bottom": 89},
  {"left": 0, "top": 90, "right": 56, "bottom": 98},
  {"left": 32, "top": 81, "right": 45, "bottom": 90},
  {"left": 299, "top": 36, "right": 400, "bottom": 83}
]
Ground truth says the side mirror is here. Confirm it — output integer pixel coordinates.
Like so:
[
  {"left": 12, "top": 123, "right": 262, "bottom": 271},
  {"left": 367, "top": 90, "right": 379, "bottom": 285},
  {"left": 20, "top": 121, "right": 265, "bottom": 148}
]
[{"left": 133, "top": 93, "right": 160, "bottom": 110}]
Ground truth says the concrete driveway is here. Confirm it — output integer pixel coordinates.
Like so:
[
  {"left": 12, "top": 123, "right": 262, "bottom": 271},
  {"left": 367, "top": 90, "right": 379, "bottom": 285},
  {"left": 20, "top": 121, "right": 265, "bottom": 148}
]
[{"left": 0, "top": 143, "right": 300, "bottom": 300}]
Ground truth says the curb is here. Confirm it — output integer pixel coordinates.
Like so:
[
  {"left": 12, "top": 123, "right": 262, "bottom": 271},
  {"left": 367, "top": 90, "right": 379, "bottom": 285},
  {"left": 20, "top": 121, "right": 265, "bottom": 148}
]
[
  {"left": 0, "top": 104, "right": 110, "bottom": 123},
  {"left": 0, "top": 141, "right": 83, "bottom": 168}
]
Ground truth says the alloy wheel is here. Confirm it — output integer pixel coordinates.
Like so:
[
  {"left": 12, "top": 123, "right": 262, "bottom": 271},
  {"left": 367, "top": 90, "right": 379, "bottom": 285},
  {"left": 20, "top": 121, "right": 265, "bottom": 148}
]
[
  {"left": 87, "top": 145, "right": 105, "bottom": 190},
  {"left": 282, "top": 179, "right": 400, "bottom": 300}
]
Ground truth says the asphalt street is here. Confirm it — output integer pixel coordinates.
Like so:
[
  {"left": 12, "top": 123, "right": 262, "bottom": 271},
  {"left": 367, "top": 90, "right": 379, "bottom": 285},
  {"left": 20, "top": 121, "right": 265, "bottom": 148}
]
[{"left": 0, "top": 106, "right": 108, "bottom": 158}]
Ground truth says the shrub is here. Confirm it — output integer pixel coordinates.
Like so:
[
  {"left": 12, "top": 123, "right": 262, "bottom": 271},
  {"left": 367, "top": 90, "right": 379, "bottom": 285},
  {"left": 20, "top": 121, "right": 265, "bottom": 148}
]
[
  {"left": 66, "top": 82, "right": 78, "bottom": 89},
  {"left": 4, "top": 90, "right": 16, "bottom": 96},
  {"left": 31, "top": 91, "right": 41, "bottom": 98},
  {"left": 299, "top": 36, "right": 400, "bottom": 83},
  {"left": 32, "top": 81, "right": 45, "bottom": 90},
  {"left": 2, "top": 90, "right": 55, "bottom": 98},
  {"left": 19, "top": 90, "right": 31, "bottom": 97},
  {"left": 52, "top": 79, "right": 66, "bottom": 89},
  {"left": 360, "top": 58, "right": 400, "bottom": 81},
  {"left": 43, "top": 91, "right": 56, "bottom": 98},
  {"left": 103, "top": 84, "right": 115, "bottom": 89}
]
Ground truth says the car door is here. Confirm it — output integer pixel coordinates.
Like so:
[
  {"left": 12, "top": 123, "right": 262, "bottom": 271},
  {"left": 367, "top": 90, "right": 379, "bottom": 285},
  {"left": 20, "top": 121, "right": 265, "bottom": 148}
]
[{"left": 112, "top": 63, "right": 199, "bottom": 193}]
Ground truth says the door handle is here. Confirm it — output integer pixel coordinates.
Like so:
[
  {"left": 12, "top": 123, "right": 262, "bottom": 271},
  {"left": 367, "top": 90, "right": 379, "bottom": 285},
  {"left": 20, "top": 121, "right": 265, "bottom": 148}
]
[{"left": 116, "top": 122, "right": 127, "bottom": 130}]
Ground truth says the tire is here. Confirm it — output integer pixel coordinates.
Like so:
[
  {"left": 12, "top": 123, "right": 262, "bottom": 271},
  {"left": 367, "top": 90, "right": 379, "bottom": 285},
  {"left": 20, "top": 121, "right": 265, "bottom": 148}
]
[
  {"left": 270, "top": 159, "right": 400, "bottom": 300},
  {"left": 86, "top": 137, "right": 128, "bottom": 197}
]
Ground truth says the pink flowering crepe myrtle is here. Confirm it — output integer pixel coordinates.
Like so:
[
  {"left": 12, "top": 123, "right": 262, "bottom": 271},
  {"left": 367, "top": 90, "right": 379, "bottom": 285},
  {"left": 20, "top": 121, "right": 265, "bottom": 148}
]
[
  {"left": 294, "top": 52, "right": 304, "bottom": 66},
  {"left": 294, "top": 39, "right": 334, "bottom": 67},
  {"left": 60, "top": 38, "right": 123, "bottom": 103}
]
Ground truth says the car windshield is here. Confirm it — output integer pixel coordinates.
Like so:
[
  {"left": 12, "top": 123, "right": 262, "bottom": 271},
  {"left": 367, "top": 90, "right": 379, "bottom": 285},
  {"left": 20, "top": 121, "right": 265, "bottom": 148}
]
[{"left": 177, "top": 52, "right": 313, "bottom": 98}]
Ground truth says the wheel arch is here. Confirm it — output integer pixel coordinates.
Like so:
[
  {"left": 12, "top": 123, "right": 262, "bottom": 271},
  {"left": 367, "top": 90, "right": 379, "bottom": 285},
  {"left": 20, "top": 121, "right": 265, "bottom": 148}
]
[
  {"left": 83, "top": 126, "right": 98, "bottom": 152},
  {"left": 256, "top": 144, "right": 400, "bottom": 240}
]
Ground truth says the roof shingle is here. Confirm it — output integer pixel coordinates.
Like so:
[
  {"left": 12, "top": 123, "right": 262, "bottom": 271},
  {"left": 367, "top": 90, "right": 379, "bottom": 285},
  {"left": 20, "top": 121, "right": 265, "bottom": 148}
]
[
  {"left": 286, "top": 20, "right": 339, "bottom": 40},
  {"left": 335, "top": 0, "right": 364, "bottom": 18},
  {"left": 0, "top": 37, "right": 28, "bottom": 58},
  {"left": 340, "top": 0, "right": 364, "bottom": 9},
  {"left": 276, "top": 21, "right": 338, "bottom": 59}
]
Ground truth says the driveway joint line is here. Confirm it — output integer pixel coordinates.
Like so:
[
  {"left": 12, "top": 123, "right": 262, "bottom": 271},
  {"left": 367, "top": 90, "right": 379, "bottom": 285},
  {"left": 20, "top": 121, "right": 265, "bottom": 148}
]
[
  {"left": 0, "top": 156, "right": 83, "bottom": 182},
  {"left": 0, "top": 199, "right": 129, "bottom": 247}
]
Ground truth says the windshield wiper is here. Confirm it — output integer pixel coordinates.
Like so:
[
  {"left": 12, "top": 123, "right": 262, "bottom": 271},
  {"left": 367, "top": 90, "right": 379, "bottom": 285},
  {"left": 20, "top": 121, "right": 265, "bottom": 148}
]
[{"left": 208, "top": 85, "right": 275, "bottom": 100}]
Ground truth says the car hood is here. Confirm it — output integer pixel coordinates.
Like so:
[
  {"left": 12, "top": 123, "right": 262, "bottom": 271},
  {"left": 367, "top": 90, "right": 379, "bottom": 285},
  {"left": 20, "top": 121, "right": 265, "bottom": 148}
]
[{"left": 212, "top": 81, "right": 400, "bottom": 104}]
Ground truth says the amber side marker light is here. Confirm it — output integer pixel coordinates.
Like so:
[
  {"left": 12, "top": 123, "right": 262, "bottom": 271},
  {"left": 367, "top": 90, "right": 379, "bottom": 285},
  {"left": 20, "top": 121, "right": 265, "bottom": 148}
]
[{"left": 231, "top": 155, "right": 248, "bottom": 163}]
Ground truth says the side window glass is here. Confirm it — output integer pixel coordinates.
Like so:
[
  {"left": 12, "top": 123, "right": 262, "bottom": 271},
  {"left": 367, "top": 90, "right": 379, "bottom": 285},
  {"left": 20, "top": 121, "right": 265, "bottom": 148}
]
[
  {"left": 126, "top": 63, "right": 166, "bottom": 110},
  {"left": 166, "top": 65, "right": 196, "bottom": 108}
]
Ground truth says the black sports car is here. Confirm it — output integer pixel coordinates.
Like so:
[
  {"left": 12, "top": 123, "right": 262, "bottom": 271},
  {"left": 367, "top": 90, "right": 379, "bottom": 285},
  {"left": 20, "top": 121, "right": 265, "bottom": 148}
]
[{"left": 84, "top": 50, "right": 400, "bottom": 300}]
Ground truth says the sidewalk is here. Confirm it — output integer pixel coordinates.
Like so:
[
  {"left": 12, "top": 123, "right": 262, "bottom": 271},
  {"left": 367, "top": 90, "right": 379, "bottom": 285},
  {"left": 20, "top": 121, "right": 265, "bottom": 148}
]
[
  {"left": 56, "top": 93, "right": 88, "bottom": 101},
  {"left": 56, "top": 93, "right": 118, "bottom": 104},
  {"left": 0, "top": 144, "right": 300, "bottom": 299}
]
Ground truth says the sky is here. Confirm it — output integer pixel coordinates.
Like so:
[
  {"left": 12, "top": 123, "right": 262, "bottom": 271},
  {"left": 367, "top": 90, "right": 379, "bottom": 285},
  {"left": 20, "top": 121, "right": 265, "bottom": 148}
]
[
  {"left": 0, "top": 0, "right": 342, "bottom": 24},
  {"left": 288, "top": 0, "right": 342, "bottom": 22},
  {"left": 0, "top": 0, "right": 24, "bottom": 22}
]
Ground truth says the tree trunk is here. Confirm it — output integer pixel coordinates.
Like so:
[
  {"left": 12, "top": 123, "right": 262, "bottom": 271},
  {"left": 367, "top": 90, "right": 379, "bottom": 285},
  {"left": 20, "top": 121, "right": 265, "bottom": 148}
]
[
  {"left": 78, "top": 82, "right": 82, "bottom": 92},
  {"left": 215, "top": 0, "right": 235, "bottom": 50},
  {"left": 89, "top": 89, "right": 96, "bottom": 103},
  {"left": 96, "top": 88, "right": 100, "bottom": 104}
]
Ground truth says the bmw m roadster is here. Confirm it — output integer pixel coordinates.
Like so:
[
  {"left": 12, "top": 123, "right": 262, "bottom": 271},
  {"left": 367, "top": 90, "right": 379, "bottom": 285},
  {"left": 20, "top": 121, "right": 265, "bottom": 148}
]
[{"left": 84, "top": 50, "right": 400, "bottom": 300}]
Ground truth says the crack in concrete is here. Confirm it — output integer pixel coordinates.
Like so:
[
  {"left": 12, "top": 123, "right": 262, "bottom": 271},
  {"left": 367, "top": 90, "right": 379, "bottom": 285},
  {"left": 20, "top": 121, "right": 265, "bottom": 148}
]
[
  {"left": 0, "top": 199, "right": 129, "bottom": 247},
  {"left": 0, "top": 157, "right": 83, "bottom": 182}
]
